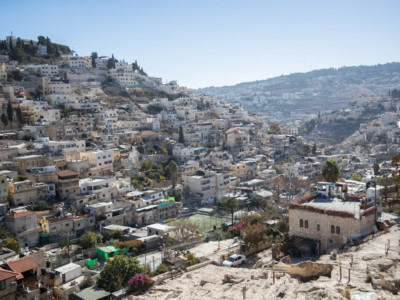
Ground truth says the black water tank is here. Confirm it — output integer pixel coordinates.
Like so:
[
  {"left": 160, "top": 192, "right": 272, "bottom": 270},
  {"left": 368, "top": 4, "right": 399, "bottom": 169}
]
[{"left": 46, "top": 261, "right": 51, "bottom": 268}]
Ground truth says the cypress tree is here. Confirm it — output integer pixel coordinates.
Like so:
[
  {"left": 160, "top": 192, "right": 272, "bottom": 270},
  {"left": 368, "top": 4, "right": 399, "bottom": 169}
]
[
  {"left": 178, "top": 126, "right": 184, "bottom": 144},
  {"left": 7, "top": 99, "right": 13, "bottom": 126}
]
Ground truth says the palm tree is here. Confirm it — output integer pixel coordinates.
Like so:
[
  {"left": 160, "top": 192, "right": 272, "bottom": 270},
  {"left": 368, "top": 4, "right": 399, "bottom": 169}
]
[
  {"left": 168, "top": 160, "right": 178, "bottom": 189},
  {"left": 222, "top": 197, "right": 239, "bottom": 227},
  {"left": 322, "top": 159, "right": 340, "bottom": 183}
]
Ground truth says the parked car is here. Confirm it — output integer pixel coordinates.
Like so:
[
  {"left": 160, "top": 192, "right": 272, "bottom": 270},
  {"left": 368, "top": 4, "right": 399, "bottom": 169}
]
[{"left": 222, "top": 254, "right": 246, "bottom": 267}]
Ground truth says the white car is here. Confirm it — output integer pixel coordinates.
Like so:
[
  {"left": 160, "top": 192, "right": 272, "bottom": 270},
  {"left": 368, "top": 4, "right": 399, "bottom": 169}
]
[{"left": 222, "top": 254, "right": 246, "bottom": 267}]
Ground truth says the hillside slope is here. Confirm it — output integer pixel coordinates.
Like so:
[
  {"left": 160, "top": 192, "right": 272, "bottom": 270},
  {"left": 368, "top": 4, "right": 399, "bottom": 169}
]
[{"left": 199, "top": 63, "right": 400, "bottom": 121}]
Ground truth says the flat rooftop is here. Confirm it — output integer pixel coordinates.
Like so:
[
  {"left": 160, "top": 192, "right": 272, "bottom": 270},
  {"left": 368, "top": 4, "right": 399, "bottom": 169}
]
[{"left": 305, "top": 197, "right": 362, "bottom": 218}]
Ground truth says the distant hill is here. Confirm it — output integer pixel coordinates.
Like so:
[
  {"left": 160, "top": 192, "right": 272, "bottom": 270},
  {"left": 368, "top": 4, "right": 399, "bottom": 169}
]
[{"left": 198, "top": 63, "right": 400, "bottom": 121}]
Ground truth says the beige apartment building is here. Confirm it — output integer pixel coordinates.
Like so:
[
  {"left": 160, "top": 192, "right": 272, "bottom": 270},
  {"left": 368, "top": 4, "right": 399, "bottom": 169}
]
[
  {"left": 55, "top": 170, "right": 80, "bottom": 200},
  {"left": 39, "top": 213, "right": 74, "bottom": 240},
  {"left": 182, "top": 170, "right": 230, "bottom": 205},
  {"left": 0, "top": 170, "right": 17, "bottom": 203},
  {"left": 289, "top": 182, "right": 376, "bottom": 254},
  {"left": 8, "top": 180, "right": 48, "bottom": 207},
  {"left": 5, "top": 210, "right": 39, "bottom": 247},
  {"left": 13, "top": 155, "right": 47, "bottom": 176}
]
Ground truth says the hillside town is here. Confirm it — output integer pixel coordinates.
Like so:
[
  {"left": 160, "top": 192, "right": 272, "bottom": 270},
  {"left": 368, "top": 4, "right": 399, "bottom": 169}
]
[{"left": 0, "top": 35, "right": 399, "bottom": 300}]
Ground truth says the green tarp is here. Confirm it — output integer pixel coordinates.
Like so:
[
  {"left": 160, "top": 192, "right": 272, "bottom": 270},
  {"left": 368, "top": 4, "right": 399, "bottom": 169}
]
[{"left": 87, "top": 258, "right": 98, "bottom": 267}]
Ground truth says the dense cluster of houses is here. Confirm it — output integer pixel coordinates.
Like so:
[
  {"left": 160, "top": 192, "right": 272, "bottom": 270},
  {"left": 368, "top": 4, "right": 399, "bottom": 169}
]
[{"left": 0, "top": 35, "right": 398, "bottom": 299}]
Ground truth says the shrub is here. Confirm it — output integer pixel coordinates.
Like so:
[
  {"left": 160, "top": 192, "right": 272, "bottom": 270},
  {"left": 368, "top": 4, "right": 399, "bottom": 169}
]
[
  {"left": 127, "top": 273, "right": 154, "bottom": 293},
  {"left": 80, "top": 231, "right": 98, "bottom": 249},
  {"left": 150, "top": 264, "right": 169, "bottom": 277},
  {"left": 184, "top": 253, "right": 200, "bottom": 266},
  {"left": 115, "top": 240, "right": 145, "bottom": 254},
  {"left": 79, "top": 274, "right": 94, "bottom": 289}
]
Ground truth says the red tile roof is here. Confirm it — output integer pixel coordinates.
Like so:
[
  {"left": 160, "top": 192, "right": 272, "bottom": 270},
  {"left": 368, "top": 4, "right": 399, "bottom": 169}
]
[
  {"left": 7, "top": 256, "right": 39, "bottom": 275},
  {"left": 6, "top": 211, "right": 35, "bottom": 219},
  {"left": 0, "top": 267, "right": 19, "bottom": 281},
  {"left": 56, "top": 170, "right": 79, "bottom": 178}
]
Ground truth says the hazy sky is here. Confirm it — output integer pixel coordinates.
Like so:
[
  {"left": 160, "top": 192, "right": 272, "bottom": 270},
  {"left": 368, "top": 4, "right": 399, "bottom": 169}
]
[{"left": 1, "top": 0, "right": 399, "bottom": 88}]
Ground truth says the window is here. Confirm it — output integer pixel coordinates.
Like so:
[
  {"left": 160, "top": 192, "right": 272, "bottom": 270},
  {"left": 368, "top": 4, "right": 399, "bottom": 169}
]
[
  {"left": 304, "top": 220, "right": 308, "bottom": 229},
  {"left": 317, "top": 224, "right": 320, "bottom": 231},
  {"left": 331, "top": 225, "right": 335, "bottom": 234},
  {"left": 336, "top": 226, "right": 340, "bottom": 235},
  {"left": 0, "top": 280, "right": 5, "bottom": 290},
  {"left": 300, "top": 219, "right": 303, "bottom": 227}
]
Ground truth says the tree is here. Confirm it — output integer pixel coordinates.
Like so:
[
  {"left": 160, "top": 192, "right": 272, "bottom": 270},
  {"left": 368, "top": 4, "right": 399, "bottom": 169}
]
[
  {"left": 97, "top": 255, "right": 144, "bottom": 292},
  {"left": 373, "top": 163, "right": 380, "bottom": 176},
  {"left": 312, "top": 143, "right": 317, "bottom": 155},
  {"left": 9, "top": 45, "right": 26, "bottom": 62},
  {"left": 350, "top": 173, "right": 362, "bottom": 181},
  {"left": 222, "top": 197, "right": 239, "bottom": 227},
  {"left": 107, "top": 229, "right": 123, "bottom": 240},
  {"left": 10, "top": 70, "right": 23, "bottom": 81},
  {"left": 241, "top": 223, "right": 269, "bottom": 251},
  {"left": 168, "top": 219, "right": 200, "bottom": 243},
  {"left": 79, "top": 274, "right": 94, "bottom": 289},
  {"left": 3, "top": 238, "right": 20, "bottom": 253},
  {"left": 178, "top": 126, "right": 185, "bottom": 144},
  {"left": 7, "top": 99, "right": 13, "bottom": 126},
  {"left": 269, "top": 123, "right": 281, "bottom": 134},
  {"left": 15, "top": 106, "right": 24, "bottom": 126},
  {"left": 80, "top": 231, "right": 98, "bottom": 249},
  {"left": 322, "top": 159, "right": 340, "bottom": 183},
  {"left": 107, "top": 54, "right": 116, "bottom": 69},
  {"left": 1, "top": 114, "right": 8, "bottom": 128},
  {"left": 91, "top": 52, "right": 98, "bottom": 68},
  {"left": 168, "top": 160, "right": 178, "bottom": 189}
]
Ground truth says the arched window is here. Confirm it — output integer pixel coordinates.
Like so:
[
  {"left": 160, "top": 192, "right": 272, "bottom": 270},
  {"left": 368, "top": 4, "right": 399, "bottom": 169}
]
[
  {"left": 300, "top": 219, "right": 303, "bottom": 228},
  {"left": 305, "top": 220, "right": 308, "bottom": 229},
  {"left": 336, "top": 226, "right": 340, "bottom": 235},
  {"left": 331, "top": 225, "right": 335, "bottom": 234}
]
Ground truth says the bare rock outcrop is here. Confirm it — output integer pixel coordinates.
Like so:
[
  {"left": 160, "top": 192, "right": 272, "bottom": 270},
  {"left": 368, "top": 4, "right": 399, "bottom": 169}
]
[{"left": 273, "top": 261, "right": 333, "bottom": 282}]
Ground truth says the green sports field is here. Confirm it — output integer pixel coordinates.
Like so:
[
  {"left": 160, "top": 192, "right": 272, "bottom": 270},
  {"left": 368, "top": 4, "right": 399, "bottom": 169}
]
[{"left": 187, "top": 214, "right": 231, "bottom": 233}]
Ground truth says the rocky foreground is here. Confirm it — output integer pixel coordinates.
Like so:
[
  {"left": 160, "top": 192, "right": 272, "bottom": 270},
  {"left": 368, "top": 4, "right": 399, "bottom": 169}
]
[{"left": 134, "top": 221, "right": 400, "bottom": 300}]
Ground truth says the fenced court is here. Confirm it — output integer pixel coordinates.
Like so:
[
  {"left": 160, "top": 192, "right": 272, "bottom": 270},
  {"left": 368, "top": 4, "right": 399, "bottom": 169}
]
[{"left": 188, "top": 214, "right": 231, "bottom": 233}]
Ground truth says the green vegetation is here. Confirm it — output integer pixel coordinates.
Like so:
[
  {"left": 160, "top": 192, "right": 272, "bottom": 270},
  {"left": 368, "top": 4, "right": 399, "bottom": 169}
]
[
  {"left": 322, "top": 159, "right": 340, "bottom": 183},
  {"left": 350, "top": 173, "right": 362, "bottom": 181},
  {"left": 107, "top": 54, "right": 117, "bottom": 69},
  {"left": 134, "top": 159, "right": 178, "bottom": 186},
  {"left": 132, "top": 60, "right": 147, "bottom": 76},
  {"left": 29, "top": 200, "right": 53, "bottom": 211},
  {"left": 241, "top": 223, "right": 269, "bottom": 251},
  {"left": 80, "top": 231, "right": 99, "bottom": 249},
  {"left": 373, "top": 163, "right": 380, "bottom": 175},
  {"left": 1, "top": 114, "right": 8, "bottom": 128},
  {"left": 97, "top": 255, "right": 144, "bottom": 292},
  {"left": 79, "top": 274, "right": 94, "bottom": 290},
  {"left": 7, "top": 69, "right": 23, "bottom": 81},
  {"left": 91, "top": 52, "right": 98, "bottom": 68},
  {"left": 184, "top": 253, "right": 201, "bottom": 266},
  {"left": 301, "top": 119, "right": 318, "bottom": 135},
  {"left": 222, "top": 197, "right": 239, "bottom": 227},
  {"left": 149, "top": 264, "right": 169, "bottom": 277},
  {"left": 106, "top": 229, "right": 123, "bottom": 240},
  {"left": 146, "top": 104, "right": 163, "bottom": 115},
  {"left": 2, "top": 238, "right": 20, "bottom": 253},
  {"left": 178, "top": 126, "right": 185, "bottom": 143},
  {"left": 0, "top": 226, "right": 11, "bottom": 239},
  {"left": 115, "top": 240, "right": 145, "bottom": 255}
]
